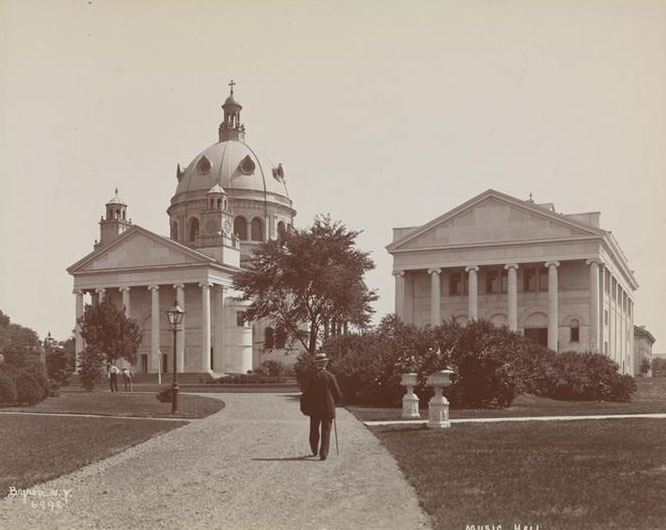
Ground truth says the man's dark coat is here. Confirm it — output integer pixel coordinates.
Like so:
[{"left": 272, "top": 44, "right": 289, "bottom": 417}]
[{"left": 300, "top": 368, "right": 342, "bottom": 418}]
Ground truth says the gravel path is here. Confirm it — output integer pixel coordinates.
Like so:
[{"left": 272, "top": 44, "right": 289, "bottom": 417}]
[{"left": 1, "top": 393, "right": 432, "bottom": 530}]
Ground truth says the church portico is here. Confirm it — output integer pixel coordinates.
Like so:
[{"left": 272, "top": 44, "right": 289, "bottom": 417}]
[
  {"left": 387, "top": 190, "right": 638, "bottom": 373},
  {"left": 68, "top": 86, "right": 301, "bottom": 376}
]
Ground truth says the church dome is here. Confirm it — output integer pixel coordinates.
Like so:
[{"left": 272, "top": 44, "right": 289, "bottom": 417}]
[{"left": 174, "top": 140, "right": 290, "bottom": 201}]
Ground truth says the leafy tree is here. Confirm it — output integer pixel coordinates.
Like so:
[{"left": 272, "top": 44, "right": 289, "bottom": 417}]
[
  {"left": 0, "top": 309, "right": 42, "bottom": 368},
  {"left": 639, "top": 357, "right": 651, "bottom": 376},
  {"left": 78, "top": 297, "right": 141, "bottom": 390},
  {"left": 233, "top": 215, "right": 378, "bottom": 354},
  {"left": 46, "top": 338, "right": 75, "bottom": 386}
]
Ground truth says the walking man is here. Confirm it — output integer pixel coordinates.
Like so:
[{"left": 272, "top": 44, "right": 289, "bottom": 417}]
[{"left": 300, "top": 353, "right": 342, "bottom": 461}]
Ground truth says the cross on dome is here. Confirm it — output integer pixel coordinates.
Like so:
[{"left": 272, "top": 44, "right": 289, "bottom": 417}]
[{"left": 228, "top": 79, "right": 236, "bottom": 95}]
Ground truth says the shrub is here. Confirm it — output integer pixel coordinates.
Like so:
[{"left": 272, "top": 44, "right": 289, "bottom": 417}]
[
  {"left": 652, "top": 358, "right": 666, "bottom": 377},
  {"left": 78, "top": 348, "right": 105, "bottom": 391},
  {"left": 13, "top": 366, "right": 49, "bottom": 406},
  {"left": 156, "top": 387, "right": 174, "bottom": 403},
  {"left": 254, "top": 360, "right": 287, "bottom": 382},
  {"left": 535, "top": 351, "right": 636, "bottom": 402},
  {"left": 0, "top": 368, "right": 17, "bottom": 405}
]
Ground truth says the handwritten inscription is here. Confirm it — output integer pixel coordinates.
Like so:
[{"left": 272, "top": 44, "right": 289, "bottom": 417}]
[{"left": 7, "top": 486, "right": 73, "bottom": 512}]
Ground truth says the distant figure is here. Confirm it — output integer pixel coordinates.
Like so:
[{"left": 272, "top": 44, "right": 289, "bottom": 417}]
[
  {"left": 121, "top": 368, "right": 133, "bottom": 392},
  {"left": 300, "top": 353, "right": 342, "bottom": 461},
  {"left": 107, "top": 363, "right": 120, "bottom": 392}
]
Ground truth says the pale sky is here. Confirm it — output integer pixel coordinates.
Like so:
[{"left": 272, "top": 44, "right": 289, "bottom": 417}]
[{"left": 1, "top": 0, "right": 665, "bottom": 350}]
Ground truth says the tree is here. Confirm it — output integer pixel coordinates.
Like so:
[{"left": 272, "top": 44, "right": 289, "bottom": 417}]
[
  {"left": 46, "top": 338, "right": 75, "bottom": 386},
  {"left": 78, "top": 297, "right": 142, "bottom": 390},
  {"left": 233, "top": 215, "right": 378, "bottom": 354}
]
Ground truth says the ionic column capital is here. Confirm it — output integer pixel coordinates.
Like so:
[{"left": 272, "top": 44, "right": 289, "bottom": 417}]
[
  {"left": 95, "top": 288, "right": 106, "bottom": 294},
  {"left": 173, "top": 283, "right": 185, "bottom": 290},
  {"left": 392, "top": 270, "right": 405, "bottom": 278},
  {"left": 504, "top": 263, "right": 519, "bottom": 271},
  {"left": 465, "top": 265, "right": 479, "bottom": 273},
  {"left": 427, "top": 268, "right": 441, "bottom": 276},
  {"left": 198, "top": 282, "right": 213, "bottom": 289},
  {"left": 585, "top": 258, "right": 601, "bottom": 267},
  {"left": 544, "top": 261, "right": 560, "bottom": 269},
  {"left": 148, "top": 285, "right": 159, "bottom": 292},
  {"left": 118, "top": 287, "right": 130, "bottom": 293},
  {"left": 73, "top": 289, "right": 85, "bottom": 296}
]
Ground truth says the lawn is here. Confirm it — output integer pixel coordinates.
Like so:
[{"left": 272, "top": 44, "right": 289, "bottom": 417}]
[
  {"left": 0, "top": 415, "right": 187, "bottom": 498},
  {"left": 1, "top": 391, "right": 224, "bottom": 419},
  {"left": 349, "top": 377, "right": 666, "bottom": 422},
  {"left": 372, "top": 419, "right": 666, "bottom": 530}
]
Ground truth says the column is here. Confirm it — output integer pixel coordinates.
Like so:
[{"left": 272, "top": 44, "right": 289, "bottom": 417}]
[
  {"left": 504, "top": 264, "right": 519, "bottom": 331},
  {"left": 600, "top": 266, "right": 607, "bottom": 354},
  {"left": 586, "top": 259, "right": 600, "bottom": 352},
  {"left": 393, "top": 271, "right": 405, "bottom": 321},
  {"left": 119, "top": 287, "right": 131, "bottom": 317},
  {"left": 148, "top": 285, "right": 160, "bottom": 373},
  {"left": 545, "top": 261, "right": 560, "bottom": 351},
  {"left": 74, "top": 289, "right": 84, "bottom": 373},
  {"left": 200, "top": 282, "right": 212, "bottom": 372},
  {"left": 214, "top": 284, "right": 225, "bottom": 374},
  {"left": 174, "top": 283, "right": 186, "bottom": 373},
  {"left": 428, "top": 268, "right": 441, "bottom": 327},
  {"left": 95, "top": 288, "right": 105, "bottom": 305},
  {"left": 466, "top": 266, "right": 479, "bottom": 321}
]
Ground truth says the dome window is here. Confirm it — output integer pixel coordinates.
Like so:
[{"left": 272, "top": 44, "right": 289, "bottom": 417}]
[
  {"left": 197, "top": 156, "right": 212, "bottom": 174},
  {"left": 239, "top": 155, "right": 255, "bottom": 175},
  {"left": 234, "top": 217, "right": 248, "bottom": 240},
  {"left": 188, "top": 218, "right": 200, "bottom": 242},
  {"left": 251, "top": 217, "right": 263, "bottom": 241}
]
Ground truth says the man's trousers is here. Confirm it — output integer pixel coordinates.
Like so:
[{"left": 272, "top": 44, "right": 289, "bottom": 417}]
[{"left": 309, "top": 416, "right": 333, "bottom": 459}]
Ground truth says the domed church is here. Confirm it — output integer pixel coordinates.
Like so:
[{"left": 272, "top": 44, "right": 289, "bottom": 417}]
[{"left": 67, "top": 84, "right": 297, "bottom": 376}]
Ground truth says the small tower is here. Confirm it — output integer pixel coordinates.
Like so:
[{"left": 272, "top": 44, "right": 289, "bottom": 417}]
[
  {"left": 97, "top": 189, "right": 131, "bottom": 248},
  {"left": 218, "top": 80, "right": 245, "bottom": 142}
]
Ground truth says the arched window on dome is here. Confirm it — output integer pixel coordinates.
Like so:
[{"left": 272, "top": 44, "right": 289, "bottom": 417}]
[
  {"left": 217, "top": 199, "right": 222, "bottom": 209},
  {"left": 264, "top": 327, "right": 274, "bottom": 350},
  {"left": 188, "top": 218, "right": 200, "bottom": 242},
  {"left": 234, "top": 217, "right": 248, "bottom": 240},
  {"left": 171, "top": 221, "right": 178, "bottom": 240},
  {"left": 251, "top": 217, "right": 263, "bottom": 241}
]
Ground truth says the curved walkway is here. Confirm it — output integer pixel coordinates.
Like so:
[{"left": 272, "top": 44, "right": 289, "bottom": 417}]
[{"left": 0, "top": 393, "right": 432, "bottom": 530}]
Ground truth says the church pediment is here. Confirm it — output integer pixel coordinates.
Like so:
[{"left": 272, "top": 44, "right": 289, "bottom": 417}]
[
  {"left": 68, "top": 226, "right": 215, "bottom": 273},
  {"left": 389, "top": 190, "right": 603, "bottom": 252}
]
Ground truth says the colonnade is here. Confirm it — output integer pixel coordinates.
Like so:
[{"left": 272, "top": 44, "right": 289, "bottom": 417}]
[
  {"left": 74, "top": 282, "right": 228, "bottom": 373},
  {"left": 394, "top": 258, "right": 633, "bottom": 358}
]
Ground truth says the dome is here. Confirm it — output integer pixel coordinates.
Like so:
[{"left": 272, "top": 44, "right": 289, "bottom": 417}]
[
  {"left": 174, "top": 140, "right": 290, "bottom": 201},
  {"left": 106, "top": 188, "right": 125, "bottom": 205}
]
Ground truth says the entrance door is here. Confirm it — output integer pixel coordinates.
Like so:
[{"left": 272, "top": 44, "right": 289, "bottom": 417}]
[
  {"left": 141, "top": 354, "right": 148, "bottom": 373},
  {"left": 162, "top": 354, "right": 168, "bottom": 374},
  {"left": 524, "top": 327, "right": 548, "bottom": 347}
]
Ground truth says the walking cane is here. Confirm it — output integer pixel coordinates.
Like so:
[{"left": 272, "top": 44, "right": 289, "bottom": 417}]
[{"left": 334, "top": 417, "right": 339, "bottom": 455}]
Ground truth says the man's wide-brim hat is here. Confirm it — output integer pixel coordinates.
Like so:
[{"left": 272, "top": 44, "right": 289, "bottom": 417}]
[{"left": 313, "top": 353, "right": 329, "bottom": 363}]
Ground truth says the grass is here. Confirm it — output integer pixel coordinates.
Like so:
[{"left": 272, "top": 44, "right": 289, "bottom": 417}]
[
  {"left": 349, "top": 377, "right": 666, "bottom": 422},
  {"left": 1, "top": 391, "right": 225, "bottom": 419},
  {"left": 371, "top": 419, "right": 666, "bottom": 530},
  {"left": 0, "top": 415, "right": 187, "bottom": 498}
]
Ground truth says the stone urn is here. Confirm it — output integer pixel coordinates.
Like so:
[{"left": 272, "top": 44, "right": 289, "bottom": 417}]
[
  {"left": 426, "top": 369, "right": 455, "bottom": 429},
  {"left": 400, "top": 373, "right": 420, "bottom": 419}
]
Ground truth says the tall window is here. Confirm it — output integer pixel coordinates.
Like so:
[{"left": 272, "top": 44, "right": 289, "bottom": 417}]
[
  {"left": 523, "top": 268, "right": 537, "bottom": 292},
  {"left": 277, "top": 221, "right": 286, "bottom": 241},
  {"left": 251, "top": 217, "right": 263, "bottom": 241},
  {"left": 188, "top": 218, "right": 199, "bottom": 242},
  {"left": 234, "top": 217, "right": 248, "bottom": 240},
  {"left": 264, "top": 327, "right": 274, "bottom": 349},
  {"left": 171, "top": 221, "right": 178, "bottom": 240},
  {"left": 275, "top": 328, "right": 287, "bottom": 349},
  {"left": 449, "top": 272, "right": 467, "bottom": 296},
  {"left": 570, "top": 319, "right": 580, "bottom": 342}
]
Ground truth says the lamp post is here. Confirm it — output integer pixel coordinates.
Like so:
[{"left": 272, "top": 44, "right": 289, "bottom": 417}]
[{"left": 166, "top": 301, "right": 184, "bottom": 414}]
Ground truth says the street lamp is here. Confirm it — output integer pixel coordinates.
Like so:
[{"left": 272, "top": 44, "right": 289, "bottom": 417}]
[{"left": 166, "top": 301, "right": 184, "bottom": 414}]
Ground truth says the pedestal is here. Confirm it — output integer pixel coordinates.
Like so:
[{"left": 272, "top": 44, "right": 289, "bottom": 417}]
[{"left": 401, "top": 373, "right": 421, "bottom": 419}]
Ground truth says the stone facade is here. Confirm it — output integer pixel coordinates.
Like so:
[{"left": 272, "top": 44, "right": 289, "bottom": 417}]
[
  {"left": 68, "top": 86, "right": 298, "bottom": 375},
  {"left": 387, "top": 189, "right": 638, "bottom": 374}
]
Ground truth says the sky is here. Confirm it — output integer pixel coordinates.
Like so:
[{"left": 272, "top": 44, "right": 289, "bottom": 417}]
[{"left": 0, "top": 0, "right": 664, "bottom": 350}]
